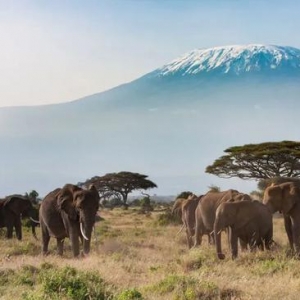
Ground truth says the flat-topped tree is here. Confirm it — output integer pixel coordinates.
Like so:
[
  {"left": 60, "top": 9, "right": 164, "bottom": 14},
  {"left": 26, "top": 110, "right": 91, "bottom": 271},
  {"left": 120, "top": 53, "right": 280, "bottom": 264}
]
[
  {"left": 206, "top": 141, "right": 300, "bottom": 180},
  {"left": 82, "top": 171, "right": 157, "bottom": 207}
]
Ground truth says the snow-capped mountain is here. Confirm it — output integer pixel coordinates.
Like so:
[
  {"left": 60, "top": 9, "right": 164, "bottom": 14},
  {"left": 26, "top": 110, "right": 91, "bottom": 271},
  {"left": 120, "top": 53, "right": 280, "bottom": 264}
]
[
  {"left": 148, "top": 44, "right": 300, "bottom": 77},
  {"left": 1, "top": 44, "right": 300, "bottom": 196}
]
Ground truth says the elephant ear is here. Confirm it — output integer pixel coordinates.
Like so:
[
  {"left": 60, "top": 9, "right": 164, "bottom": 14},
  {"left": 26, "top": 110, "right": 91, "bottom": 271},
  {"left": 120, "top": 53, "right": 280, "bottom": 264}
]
[
  {"left": 282, "top": 183, "right": 298, "bottom": 214},
  {"left": 88, "top": 184, "right": 100, "bottom": 208},
  {"left": 57, "top": 188, "right": 78, "bottom": 220}
]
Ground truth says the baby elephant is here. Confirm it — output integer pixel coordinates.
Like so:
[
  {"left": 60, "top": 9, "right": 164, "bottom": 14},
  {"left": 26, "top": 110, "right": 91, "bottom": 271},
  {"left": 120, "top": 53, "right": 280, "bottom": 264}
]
[{"left": 214, "top": 200, "right": 273, "bottom": 260}]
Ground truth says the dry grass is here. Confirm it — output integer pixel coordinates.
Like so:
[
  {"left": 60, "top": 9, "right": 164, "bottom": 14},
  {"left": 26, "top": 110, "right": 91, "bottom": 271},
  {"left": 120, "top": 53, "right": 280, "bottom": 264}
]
[{"left": 0, "top": 209, "right": 300, "bottom": 299}]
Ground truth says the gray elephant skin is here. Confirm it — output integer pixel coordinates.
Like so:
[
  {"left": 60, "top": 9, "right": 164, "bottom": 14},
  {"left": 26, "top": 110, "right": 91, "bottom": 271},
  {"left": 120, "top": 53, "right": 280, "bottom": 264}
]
[
  {"left": 39, "top": 183, "right": 99, "bottom": 257},
  {"left": 0, "top": 194, "right": 36, "bottom": 240},
  {"left": 263, "top": 181, "right": 300, "bottom": 256},
  {"left": 214, "top": 200, "right": 273, "bottom": 260},
  {"left": 172, "top": 194, "right": 213, "bottom": 248},
  {"left": 194, "top": 189, "right": 252, "bottom": 247}
]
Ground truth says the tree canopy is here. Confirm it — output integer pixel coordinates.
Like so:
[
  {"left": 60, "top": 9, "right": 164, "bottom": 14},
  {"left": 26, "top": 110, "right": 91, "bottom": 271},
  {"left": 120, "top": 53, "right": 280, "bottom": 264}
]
[
  {"left": 206, "top": 141, "right": 300, "bottom": 180},
  {"left": 82, "top": 171, "right": 157, "bottom": 206},
  {"left": 176, "top": 191, "right": 194, "bottom": 199},
  {"left": 25, "top": 190, "right": 40, "bottom": 204}
]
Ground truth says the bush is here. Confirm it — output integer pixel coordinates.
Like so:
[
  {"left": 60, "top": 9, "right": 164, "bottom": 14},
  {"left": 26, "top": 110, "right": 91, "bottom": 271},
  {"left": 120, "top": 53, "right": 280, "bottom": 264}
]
[
  {"left": 147, "top": 275, "right": 241, "bottom": 300},
  {"left": 154, "top": 209, "right": 181, "bottom": 226},
  {"left": 146, "top": 275, "right": 197, "bottom": 299},
  {"left": 176, "top": 191, "right": 193, "bottom": 199},
  {"left": 116, "top": 288, "right": 143, "bottom": 300},
  {"left": 140, "top": 197, "right": 154, "bottom": 212},
  {"left": 22, "top": 264, "right": 114, "bottom": 300},
  {"left": 130, "top": 199, "right": 141, "bottom": 206}
]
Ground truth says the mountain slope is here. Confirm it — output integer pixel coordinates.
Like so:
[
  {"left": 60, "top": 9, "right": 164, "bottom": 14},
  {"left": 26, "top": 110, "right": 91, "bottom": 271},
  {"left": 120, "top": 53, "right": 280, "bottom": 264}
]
[{"left": 0, "top": 44, "right": 300, "bottom": 196}]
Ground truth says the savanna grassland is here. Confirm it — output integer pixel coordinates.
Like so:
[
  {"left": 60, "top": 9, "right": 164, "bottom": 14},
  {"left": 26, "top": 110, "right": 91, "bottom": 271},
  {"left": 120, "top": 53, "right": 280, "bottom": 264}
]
[{"left": 0, "top": 207, "right": 300, "bottom": 300}]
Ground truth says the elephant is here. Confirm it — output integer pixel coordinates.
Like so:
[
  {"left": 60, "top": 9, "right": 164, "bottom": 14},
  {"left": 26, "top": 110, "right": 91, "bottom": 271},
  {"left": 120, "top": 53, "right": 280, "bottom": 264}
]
[
  {"left": 39, "top": 183, "right": 99, "bottom": 257},
  {"left": 263, "top": 181, "right": 300, "bottom": 255},
  {"left": 194, "top": 189, "right": 252, "bottom": 247},
  {"left": 214, "top": 200, "right": 273, "bottom": 260},
  {"left": 0, "top": 194, "right": 37, "bottom": 240},
  {"left": 172, "top": 194, "right": 213, "bottom": 248}
]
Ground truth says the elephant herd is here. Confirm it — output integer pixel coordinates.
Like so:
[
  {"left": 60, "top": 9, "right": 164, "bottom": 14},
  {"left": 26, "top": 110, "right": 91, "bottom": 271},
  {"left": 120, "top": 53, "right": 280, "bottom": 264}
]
[
  {"left": 0, "top": 183, "right": 99, "bottom": 257},
  {"left": 173, "top": 181, "right": 300, "bottom": 260},
  {"left": 2, "top": 181, "right": 300, "bottom": 260}
]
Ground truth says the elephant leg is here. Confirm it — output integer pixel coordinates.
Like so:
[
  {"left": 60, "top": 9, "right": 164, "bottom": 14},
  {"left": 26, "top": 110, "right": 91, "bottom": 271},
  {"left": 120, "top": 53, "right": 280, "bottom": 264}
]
[
  {"left": 186, "top": 228, "right": 193, "bottom": 249},
  {"left": 41, "top": 222, "right": 50, "bottom": 255},
  {"left": 226, "top": 228, "right": 232, "bottom": 250},
  {"left": 284, "top": 215, "right": 294, "bottom": 251},
  {"left": 6, "top": 225, "right": 13, "bottom": 239},
  {"left": 264, "top": 229, "right": 273, "bottom": 250},
  {"left": 193, "top": 219, "right": 203, "bottom": 247},
  {"left": 291, "top": 218, "right": 300, "bottom": 256},
  {"left": 258, "top": 239, "right": 264, "bottom": 251},
  {"left": 14, "top": 218, "right": 22, "bottom": 240},
  {"left": 239, "top": 239, "right": 248, "bottom": 252},
  {"left": 56, "top": 238, "right": 64, "bottom": 256},
  {"left": 230, "top": 231, "right": 238, "bottom": 260}
]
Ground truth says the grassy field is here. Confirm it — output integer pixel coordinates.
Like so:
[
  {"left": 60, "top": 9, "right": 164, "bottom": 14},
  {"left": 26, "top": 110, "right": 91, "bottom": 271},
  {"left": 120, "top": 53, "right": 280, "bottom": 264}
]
[{"left": 0, "top": 207, "right": 300, "bottom": 299}]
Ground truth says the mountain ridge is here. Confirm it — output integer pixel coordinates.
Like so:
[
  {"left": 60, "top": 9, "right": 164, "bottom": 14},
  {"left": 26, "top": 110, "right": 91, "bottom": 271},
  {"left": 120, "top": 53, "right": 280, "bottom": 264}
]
[{"left": 146, "top": 44, "right": 300, "bottom": 78}]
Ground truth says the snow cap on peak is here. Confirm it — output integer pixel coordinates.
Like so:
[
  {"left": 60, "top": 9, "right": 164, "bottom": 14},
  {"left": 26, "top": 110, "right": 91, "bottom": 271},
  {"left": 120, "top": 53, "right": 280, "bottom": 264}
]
[{"left": 155, "top": 44, "right": 300, "bottom": 76}]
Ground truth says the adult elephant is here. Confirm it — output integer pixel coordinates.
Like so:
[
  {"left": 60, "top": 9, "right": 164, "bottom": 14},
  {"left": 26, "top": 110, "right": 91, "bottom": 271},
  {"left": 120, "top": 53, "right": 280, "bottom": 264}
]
[
  {"left": 39, "top": 183, "right": 99, "bottom": 257},
  {"left": 0, "top": 194, "right": 37, "bottom": 240},
  {"left": 214, "top": 200, "right": 273, "bottom": 260},
  {"left": 172, "top": 194, "right": 213, "bottom": 248},
  {"left": 194, "top": 189, "right": 252, "bottom": 247},
  {"left": 263, "top": 182, "right": 300, "bottom": 255}
]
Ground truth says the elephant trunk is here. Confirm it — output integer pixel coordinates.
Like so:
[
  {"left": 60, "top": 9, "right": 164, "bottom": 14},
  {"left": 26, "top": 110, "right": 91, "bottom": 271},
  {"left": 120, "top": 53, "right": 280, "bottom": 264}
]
[
  {"left": 214, "top": 217, "right": 225, "bottom": 260},
  {"left": 81, "top": 219, "right": 95, "bottom": 255}
]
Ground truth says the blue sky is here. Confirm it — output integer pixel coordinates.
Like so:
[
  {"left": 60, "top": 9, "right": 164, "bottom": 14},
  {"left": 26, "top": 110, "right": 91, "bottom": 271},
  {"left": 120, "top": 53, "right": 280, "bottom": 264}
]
[{"left": 0, "top": 0, "right": 299, "bottom": 107}]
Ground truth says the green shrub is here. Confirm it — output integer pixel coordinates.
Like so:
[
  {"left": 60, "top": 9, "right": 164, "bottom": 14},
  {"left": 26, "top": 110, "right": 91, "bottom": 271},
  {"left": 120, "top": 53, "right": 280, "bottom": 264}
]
[
  {"left": 154, "top": 210, "right": 181, "bottom": 226},
  {"left": 16, "top": 265, "right": 39, "bottom": 286},
  {"left": 147, "top": 275, "right": 196, "bottom": 295},
  {"left": 116, "top": 288, "right": 143, "bottom": 300},
  {"left": 252, "top": 259, "right": 286, "bottom": 275},
  {"left": 18, "top": 265, "right": 114, "bottom": 300},
  {"left": 0, "top": 269, "right": 15, "bottom": 285}
]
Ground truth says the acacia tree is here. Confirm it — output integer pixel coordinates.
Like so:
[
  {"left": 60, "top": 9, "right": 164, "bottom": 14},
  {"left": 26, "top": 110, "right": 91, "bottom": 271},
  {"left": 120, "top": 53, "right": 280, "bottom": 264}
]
[
  {"left": 206, "top": 141, "right": 300, "bottom": 180},
  {"left": 82, "top": 171, "right": 157, "bottom": 206},
  {"left": 25, "top": 190, "right": 40, "bottom": 204},
  {"left": 176, "top": 191, "right": 194, "bottom": 199}
]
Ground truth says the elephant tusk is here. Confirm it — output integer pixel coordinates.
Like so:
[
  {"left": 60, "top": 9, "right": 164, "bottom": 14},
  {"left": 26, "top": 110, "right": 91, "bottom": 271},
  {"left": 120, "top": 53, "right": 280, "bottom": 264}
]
[
  {"left": 80, "top": 222, "right": 89, "bottom": 241},
  {"left": 30, "top": 217, "right": 40, "bottom": 224}
]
